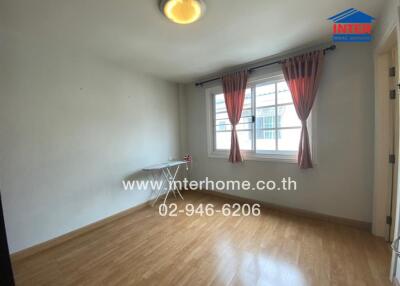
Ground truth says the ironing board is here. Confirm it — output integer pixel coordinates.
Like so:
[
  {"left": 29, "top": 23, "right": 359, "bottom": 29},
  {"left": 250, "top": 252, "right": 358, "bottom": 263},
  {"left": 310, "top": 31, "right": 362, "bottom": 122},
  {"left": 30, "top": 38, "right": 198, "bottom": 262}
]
[{"left": 143, "top": 160, "right": 187, "bottom": 205}]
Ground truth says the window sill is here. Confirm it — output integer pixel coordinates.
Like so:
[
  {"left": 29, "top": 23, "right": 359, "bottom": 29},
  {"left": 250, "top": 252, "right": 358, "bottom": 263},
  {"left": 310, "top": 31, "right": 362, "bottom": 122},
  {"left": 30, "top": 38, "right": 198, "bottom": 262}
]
[{"left": 208, "top": 151, "right": 298, "bottom": 163}]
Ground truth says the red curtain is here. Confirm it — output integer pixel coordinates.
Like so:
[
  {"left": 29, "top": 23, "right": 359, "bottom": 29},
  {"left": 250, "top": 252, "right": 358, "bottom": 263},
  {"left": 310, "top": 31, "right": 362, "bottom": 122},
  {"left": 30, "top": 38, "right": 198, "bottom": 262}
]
[
  {"left": 222, "top": 70, "right": 249, "bottom": 163},
  {"left": 281, "top": 50, "right": 324, "bottom": 169}
]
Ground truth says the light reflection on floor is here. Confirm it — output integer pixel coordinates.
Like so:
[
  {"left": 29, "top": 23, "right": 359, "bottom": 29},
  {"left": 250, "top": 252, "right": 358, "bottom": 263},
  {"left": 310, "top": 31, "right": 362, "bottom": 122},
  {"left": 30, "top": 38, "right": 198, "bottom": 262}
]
[{"left": 215, "top": 239, "right": 306, "bottom": 286}]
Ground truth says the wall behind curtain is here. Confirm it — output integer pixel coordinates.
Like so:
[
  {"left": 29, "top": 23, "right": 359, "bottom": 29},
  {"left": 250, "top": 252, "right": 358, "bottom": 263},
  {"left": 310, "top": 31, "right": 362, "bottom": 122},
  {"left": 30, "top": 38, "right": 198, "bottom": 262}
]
[
  {"left": 0, "top": 5, "right": 180, "bottom": 252},
  {"left": 183, "top": 44, "right": 374, "bottom": 223}
]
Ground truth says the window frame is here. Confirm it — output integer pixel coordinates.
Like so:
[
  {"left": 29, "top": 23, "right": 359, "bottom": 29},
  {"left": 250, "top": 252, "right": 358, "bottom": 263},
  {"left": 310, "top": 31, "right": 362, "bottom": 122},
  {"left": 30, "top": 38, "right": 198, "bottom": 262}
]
[{"left": 206, "top": 72, "right": 316, "bottom": 163}]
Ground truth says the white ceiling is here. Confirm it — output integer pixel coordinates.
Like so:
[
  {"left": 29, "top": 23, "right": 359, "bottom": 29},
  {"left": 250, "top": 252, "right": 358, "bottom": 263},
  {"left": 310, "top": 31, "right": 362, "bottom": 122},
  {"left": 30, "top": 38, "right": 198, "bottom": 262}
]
[{"left": 3, "top": 0, "right": 385, "bottom": 83}]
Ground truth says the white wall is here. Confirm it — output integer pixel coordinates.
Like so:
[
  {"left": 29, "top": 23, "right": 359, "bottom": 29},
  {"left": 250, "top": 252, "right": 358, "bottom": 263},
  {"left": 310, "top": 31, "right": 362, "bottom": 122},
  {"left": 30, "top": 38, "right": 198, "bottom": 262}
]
[
  {"left": 374, "top": 0, "right": 398, "bottom": 51},
  {"left": 0, "top": 7, "right": 180, "bottom": 253},
  {"left": 183, "top": 44, "right": 374, "bottom": 223}
]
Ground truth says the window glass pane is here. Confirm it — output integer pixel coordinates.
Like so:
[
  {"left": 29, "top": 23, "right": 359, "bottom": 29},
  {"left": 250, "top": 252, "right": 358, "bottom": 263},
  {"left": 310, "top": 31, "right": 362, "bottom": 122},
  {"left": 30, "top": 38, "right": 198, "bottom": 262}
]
[
  {"left": 215, "top": 118, "right": 230, "bottom": 131},
  {"left": 239, "top": 116, "right": 252, "bottom": 124},
  {"left": 256, "top": 107, "right": 275, "bottom": 129},
  {"left": 216, "top": 112, "right": 252, "bottom": 121},
  {"left": 216, "top": 131, "right": 252, "bottom": 150},
  {"left": 215, "top": 123, "right": 252, "bottom": 132},
  {"left": 216, "top": 118, "right": 251, "bottom": 126},
  {"left": 243, "top": 88, "right": 252, "bottom": 109},
  {"left": 236, "top": 123, "right": 252, "bottom": 131},
  {"left": 256, "top": 83, "right": 275, "bottom": 107},
  {"left": 237, "top": 131, "right": 252, "bottom": 150},
  {"left": 256, "top": 130, "right": 276, "bottom": 151},
  {"left": 215, "top": 117, "right": 252, "bottom": 131},
  {"left": 277, "top": 128, "right": 301, "bottom": 151},
  {"left": 215, "top": 111, "right": 228, "bottom": 120},
  {"left": 215, "top": 89, "right": 253, "bottom": 151},
  {"left": 215, "top": 132, "right": 230, "bottom": 150},
  {"left": 241, "top": 109, "right": 252, "bottom": 118},
  {"left": 215, "top": 96, "right": 251, "bottom": 119},
  {"left": 277, "top": 105, "right": 301, "bottom": 128},
  {"left": 214, "top": 94, "right": 226, "bottom": 113},
  {"left": 277, "top": 81, "right": 292, "bottom": 104}
]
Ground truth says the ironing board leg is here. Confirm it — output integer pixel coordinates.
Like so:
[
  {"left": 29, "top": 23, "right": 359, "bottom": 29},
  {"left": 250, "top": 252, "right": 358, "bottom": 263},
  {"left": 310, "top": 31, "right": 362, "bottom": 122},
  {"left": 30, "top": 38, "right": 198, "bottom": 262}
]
[
  {"left": 162, "top": 168, "right": 171, "bottom": 205},
  {"left": 167, "top": 166, "right": 184, "bottom": 200},
  {"left": 151, "top": 170, "right": 166, "bottom": 206}
]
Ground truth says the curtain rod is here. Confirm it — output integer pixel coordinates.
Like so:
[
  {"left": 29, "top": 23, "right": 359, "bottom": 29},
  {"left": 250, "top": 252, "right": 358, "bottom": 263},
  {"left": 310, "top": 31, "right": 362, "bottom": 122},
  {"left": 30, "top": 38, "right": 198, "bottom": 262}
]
[{"left": 195, "top": 44, "right": 336, "bottom": 87}]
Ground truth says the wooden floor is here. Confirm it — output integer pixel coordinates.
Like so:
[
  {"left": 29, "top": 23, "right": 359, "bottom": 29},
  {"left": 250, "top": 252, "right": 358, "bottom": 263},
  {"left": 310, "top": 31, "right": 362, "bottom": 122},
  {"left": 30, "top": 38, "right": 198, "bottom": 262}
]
[{"left": 12, "top": 192, "right": 391, "bottom": 286}]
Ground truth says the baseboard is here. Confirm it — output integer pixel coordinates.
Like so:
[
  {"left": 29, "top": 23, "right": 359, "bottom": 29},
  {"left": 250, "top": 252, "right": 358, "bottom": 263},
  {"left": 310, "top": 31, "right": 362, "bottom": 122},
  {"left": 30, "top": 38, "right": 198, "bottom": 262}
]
[
  {"left": 194, "top": 189, "right": 371, "bottom": 231},
  {"left": 11, "top": 199, "right": 151, "bottom": 262}
]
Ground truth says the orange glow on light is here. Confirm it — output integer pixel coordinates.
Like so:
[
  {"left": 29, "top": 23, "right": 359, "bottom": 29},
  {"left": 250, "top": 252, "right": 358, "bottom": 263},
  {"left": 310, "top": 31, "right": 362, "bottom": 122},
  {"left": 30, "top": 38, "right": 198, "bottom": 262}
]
[{"left": 163, "top": 0, "right": 204, "bottom": 24}]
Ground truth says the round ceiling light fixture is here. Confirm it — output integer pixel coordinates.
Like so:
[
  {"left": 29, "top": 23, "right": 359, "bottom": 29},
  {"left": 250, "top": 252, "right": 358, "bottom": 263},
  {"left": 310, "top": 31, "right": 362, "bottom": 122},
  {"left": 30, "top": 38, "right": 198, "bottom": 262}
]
[{"left": 160, "top": 0, "right": 206, "bottom": 25}]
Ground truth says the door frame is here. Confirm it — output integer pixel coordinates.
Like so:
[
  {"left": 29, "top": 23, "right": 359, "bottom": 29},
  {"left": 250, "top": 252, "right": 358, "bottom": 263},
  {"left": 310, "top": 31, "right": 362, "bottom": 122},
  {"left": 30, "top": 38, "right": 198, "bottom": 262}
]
[{"left": 373, "top": 22, "right": 400, "bottom": 281}]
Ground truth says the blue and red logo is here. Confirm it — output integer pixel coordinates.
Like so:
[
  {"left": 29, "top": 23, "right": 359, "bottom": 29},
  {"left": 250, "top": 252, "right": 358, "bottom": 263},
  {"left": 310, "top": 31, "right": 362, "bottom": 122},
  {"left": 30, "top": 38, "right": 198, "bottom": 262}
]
[{"left": 328, "top": 8, "right": 375, "bottom": 42}]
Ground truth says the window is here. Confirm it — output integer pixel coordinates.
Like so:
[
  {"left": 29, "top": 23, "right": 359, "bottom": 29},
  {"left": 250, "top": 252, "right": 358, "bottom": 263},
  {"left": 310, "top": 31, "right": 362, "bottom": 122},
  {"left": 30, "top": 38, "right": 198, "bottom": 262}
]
[
  {"left": 208, "top": 74, "right": 313, "bottom": 162},
  {"left": 214, "top": 88, "right": 252, "bottom": 150}
]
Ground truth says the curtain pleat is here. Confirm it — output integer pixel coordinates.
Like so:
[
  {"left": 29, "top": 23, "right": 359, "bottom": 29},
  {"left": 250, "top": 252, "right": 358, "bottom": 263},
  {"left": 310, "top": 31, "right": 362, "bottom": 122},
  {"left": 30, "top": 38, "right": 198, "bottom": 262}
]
[
  {"left": 281, "top": 50, "right": 324, "bottom": 169},
  {"left": 222, "top": 70, "right": 249, "bottom": 163}
]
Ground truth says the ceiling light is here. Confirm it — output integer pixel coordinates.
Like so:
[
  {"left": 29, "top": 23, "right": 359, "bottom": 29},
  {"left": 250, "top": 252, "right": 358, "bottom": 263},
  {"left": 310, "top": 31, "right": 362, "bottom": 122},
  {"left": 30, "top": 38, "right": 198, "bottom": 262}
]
[{"left": 160, "top": 0, "right": 206, "bottom": 25}]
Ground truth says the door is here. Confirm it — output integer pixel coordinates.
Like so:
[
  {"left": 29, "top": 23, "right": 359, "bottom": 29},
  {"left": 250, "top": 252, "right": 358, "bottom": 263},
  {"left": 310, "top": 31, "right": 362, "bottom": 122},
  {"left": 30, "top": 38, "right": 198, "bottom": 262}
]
[
  {"left": 388, "top": 46, "right": 399, "bottom": 243},
  {"left": 0, "top": 192, "right": 15, "bottom": 286},
  {"left": 390, "top": 43, "right": 400, "bottom": 281}
]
